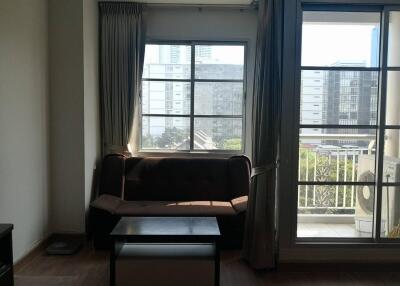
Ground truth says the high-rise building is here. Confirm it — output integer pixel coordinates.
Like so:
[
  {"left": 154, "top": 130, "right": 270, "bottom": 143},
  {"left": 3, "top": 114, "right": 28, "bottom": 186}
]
[
  {"left": 300, "top": 70, "right": 324, "bottom": 143},
  {"left": 324, "top": 62, "right": 378, "bottom": 147},
  {"left": 142, "top": 45, "right": 191, "bottom": 139},
  {"left": 301, "top": 70, "right": 324, "bottom": 124}
]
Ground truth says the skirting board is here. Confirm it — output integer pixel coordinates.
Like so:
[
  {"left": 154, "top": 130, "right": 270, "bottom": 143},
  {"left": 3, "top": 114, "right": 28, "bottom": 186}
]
[
  {"left": 14, "top": 233, "right": 86, "bottom": 272},
  {"left": 14, "top": 235, "right": 52, "bottom": 272}
]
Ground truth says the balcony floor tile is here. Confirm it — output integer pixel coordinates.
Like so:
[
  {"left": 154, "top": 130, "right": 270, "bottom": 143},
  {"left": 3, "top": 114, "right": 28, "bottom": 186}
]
[{"left": 297, "top": 223, "right": 371, "bottom": 238}]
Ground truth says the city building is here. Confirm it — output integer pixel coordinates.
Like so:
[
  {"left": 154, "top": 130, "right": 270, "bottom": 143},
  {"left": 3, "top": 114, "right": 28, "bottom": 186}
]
[{"left": 324, "top": 62, "right": 378, "bottom": 147}]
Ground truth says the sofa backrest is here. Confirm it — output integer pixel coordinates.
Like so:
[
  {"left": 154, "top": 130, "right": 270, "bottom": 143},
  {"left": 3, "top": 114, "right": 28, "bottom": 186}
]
[
  {"left": 99, "top": 154, "right": 125, "bottom": 198},
  {"left": 99, "top": 154, "right": 250, "bottom": 202}
]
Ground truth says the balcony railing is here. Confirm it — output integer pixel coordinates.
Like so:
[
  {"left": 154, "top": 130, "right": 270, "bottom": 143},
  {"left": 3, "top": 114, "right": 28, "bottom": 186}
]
[{"left": 298, "top": 133, "right": 375, "bottom": 213}]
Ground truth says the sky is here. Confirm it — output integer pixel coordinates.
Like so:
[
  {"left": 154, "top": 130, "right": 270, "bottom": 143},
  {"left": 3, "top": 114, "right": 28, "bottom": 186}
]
[
  {"left": 206, "top": 45, "right": 244, "bottom": 64},
  {"left": 302, "top": 24, "right": 379, "bottom": 67},
  {"left": 144, "top": 22, "right": 379, "bottom": 68}
]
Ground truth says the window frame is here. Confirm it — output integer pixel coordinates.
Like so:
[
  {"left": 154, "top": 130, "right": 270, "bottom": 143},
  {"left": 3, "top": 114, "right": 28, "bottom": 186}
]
[
  {"left": 277, "top": 0, "right": 400, "bottom": 264},
  {"left": 139, "top": 40, "right": 248, "bottom": 154},
  {"left": 297, "top": 6, "right": 382, "bottom": 243},
  {"left": 291, "top": 2, "right": 400, "bottom": 245}
]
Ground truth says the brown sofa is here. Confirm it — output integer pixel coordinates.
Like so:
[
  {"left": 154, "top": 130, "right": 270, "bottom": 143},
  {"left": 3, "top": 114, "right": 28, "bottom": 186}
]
[{"left": 89, "top": 154, "right": 251, "bottom": 249}]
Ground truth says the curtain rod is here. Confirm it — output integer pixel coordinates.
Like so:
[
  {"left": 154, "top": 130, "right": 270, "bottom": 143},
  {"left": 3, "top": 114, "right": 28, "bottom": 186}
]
[
  {"left": 146, "top": 3, "right": 257, "bottom": 10},
  {"left": 98, "top": 1, "right": 258, "bottom": 11}
]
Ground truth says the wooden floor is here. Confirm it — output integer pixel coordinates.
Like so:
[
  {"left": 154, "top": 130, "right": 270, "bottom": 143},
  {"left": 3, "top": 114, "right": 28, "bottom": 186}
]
[{"left": 14, "top": 242, "right": 400, "bottom": 286}]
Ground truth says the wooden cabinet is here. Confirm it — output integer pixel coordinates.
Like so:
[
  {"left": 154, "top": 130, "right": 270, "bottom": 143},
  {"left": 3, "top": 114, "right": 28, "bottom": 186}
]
[{"left": 0, "top": 224, "right": 13, "bottom": 286}]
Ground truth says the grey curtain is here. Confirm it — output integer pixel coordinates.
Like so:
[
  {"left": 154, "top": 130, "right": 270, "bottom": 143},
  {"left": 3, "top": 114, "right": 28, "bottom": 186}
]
[
  {"left": 242, "top": 0, "right": 283, "bottom": 269},
  {"left": 99, "top": 2, "right": 145, "bottom": 155}
]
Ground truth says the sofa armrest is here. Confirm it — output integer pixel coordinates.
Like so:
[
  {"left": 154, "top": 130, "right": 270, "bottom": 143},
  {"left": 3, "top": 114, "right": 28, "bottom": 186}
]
[
  {"left": 90, "top": 194, "right": 122, "bottom": 214},
  {"left": 231, "top": 196, "right": 248, "bottom": 213}
]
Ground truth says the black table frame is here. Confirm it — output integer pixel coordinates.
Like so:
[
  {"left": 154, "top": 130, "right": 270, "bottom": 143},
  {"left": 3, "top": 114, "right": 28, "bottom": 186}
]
[
  {"left": 0, "top": 224, "right": 14, "bottom": 286},
  {"left": 109, "top": 218, "right": 220, "bottom": 286}
]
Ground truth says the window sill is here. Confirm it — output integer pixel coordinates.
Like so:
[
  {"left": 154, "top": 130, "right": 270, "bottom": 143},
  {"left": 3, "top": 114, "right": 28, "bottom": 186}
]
[{"left": 136, "top": 150, "right": 244, "bottom": 159}]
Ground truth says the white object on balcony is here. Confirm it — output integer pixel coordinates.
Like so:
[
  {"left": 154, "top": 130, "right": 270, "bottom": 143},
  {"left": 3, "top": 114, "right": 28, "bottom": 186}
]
[
  {"left": 356, "top": 154, "right": 400, "bottom": 235},
  {"left": 354, "top": 216, "right": 385, "bottom": 234}
]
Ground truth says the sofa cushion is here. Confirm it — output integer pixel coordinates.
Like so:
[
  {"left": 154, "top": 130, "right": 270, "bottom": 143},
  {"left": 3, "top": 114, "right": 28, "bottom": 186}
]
[
  {"left": 231, "top": 196, "right": 248, "bottom": 213},
  {"left": 90, "top": 194, "right": 122, "bottom": 214},
  {"left": 228, "top": 156, "right": 251, "bottom": 198},
  {"left": 115, "top": 200, "right": 236, "bottom": 216},
  {"left": 124, "top": 157, "right": 231, "bottom": 201}
]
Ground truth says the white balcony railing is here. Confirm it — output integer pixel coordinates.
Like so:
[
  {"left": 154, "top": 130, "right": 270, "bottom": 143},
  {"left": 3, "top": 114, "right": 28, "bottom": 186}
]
[{"left": 298, "top": 133, "right": 375, "bottom": 213}]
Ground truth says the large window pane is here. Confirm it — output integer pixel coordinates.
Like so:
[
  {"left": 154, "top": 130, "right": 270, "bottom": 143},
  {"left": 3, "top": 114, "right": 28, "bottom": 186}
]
[
  {"left": 297, "top": 184, "right": 374, "bottom": 238},
  {"left": 299, "top": 128, "right": 376, "bottom": 183},
  {"left": 194, "top": 82, "right": 243, "bottom": 116},
  {"left": 141, "top": 116, "right": 190, "bottom": 150},
  {"left": 300, "top": 70, "right": 379, "bottom": 125},
  {"left": 194, "top": 118, "right": 242, "bottom": 150},
  {"left": 142, "top": 81, "right": 191, "bottom": 115},
  {"left": 381, "top": 187, "right": 400, "bottom": 238},
  {"left": 141, "top": 43, "right": 246, "bottom": 152},
  {"left": 143, "top": 45, "right": 191, "bottom": 79},
  {"left": 302, "top": 12, "right": 380, "bottom": 67},
  {"left": 385, "top": 72, "right": 400, "bottom": 125},
  {"left": 383, "top": 129, "right": 400, "bottom": 183},
  {"left": 388, "top": 11, "right": 400, "bottom": 67},
  {"left": 195, "top": 45, "right": 244, "bottom": 80}
]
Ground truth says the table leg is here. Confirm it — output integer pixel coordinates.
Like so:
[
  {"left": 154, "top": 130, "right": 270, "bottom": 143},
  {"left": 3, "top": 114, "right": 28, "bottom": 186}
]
[
  {"left": 110, "top": 240, "right": 115, "bottom": 286},
  {"left": 214, "top": 240, "right": 220, "bottom": 286}
]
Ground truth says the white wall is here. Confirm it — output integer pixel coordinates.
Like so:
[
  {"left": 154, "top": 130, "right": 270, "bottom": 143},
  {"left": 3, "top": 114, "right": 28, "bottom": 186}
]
[
  {"left": 0, "top": 0, "right": 50, "bottom": 261},
  {"left": 145, "top": 7, "right": 258, "bottom": 156},
  {"left": 83, "top": 0, "right": 101, "bottom": 216},
  {"left": 49, "top": 0, "right": 100, "bottom": 233},
  {"left": 49, "top": 0, "right": 86, "bottom": 233}
]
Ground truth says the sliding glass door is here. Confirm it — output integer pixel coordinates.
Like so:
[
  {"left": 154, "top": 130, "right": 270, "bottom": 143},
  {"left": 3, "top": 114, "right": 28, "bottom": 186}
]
[
  {"left": 296, "top": 6, "right": 400, "bottom": 241},
  {"left": 380, "top": 9, "right": 400, "bottom": 239}
]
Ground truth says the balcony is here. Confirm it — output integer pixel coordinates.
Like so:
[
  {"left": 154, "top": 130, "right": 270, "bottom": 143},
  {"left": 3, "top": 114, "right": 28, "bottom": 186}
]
[{"left": 297, "top": 132, "right": 377, "bottom": 238}]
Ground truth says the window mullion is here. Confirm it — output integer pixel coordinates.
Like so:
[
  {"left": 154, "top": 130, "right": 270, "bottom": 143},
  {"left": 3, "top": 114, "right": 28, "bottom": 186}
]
[
  {"left": 190, "top": 43, "right": 195, "bottom": 151},
  {"left": 374, "top": 8, "right": 391, "bottom": 242}
]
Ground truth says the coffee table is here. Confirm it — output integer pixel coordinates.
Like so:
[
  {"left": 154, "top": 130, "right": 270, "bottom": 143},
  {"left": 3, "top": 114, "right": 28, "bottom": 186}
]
[{"left": 110, "top": 217, "right": 221, "bottom": 286}]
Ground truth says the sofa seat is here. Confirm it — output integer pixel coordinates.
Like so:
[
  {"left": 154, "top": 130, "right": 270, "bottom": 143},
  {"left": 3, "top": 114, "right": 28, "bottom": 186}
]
[{"left": 91, "top": 194, "right": 243, "bottom": 216}]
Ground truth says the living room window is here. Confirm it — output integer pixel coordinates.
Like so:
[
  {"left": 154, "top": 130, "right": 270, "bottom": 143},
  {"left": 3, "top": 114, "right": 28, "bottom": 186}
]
[{"left": 141, "top": 42, "right": 246, "bottom": 152}]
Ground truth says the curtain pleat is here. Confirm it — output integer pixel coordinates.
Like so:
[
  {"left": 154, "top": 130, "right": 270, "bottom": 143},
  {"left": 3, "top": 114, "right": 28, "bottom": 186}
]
[
  {"left": 99, "top": 2, "right": 146, "bottom": 155},
  {"left": 242, "top": 0, "right": 283, "bottom": 269}
]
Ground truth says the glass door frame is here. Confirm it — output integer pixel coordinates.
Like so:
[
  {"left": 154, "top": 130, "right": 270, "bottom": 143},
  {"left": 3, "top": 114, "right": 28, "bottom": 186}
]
[
  {"left": 378, "top": 5, "right": 400, "bottom": 242},
  {"left": 291, "top": 2, "right": 400, "bottom": 245}
]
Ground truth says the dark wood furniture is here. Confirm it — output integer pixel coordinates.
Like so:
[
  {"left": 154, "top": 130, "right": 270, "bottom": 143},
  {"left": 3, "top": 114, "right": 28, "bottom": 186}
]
[
  {"left": 91, "top": 154, "right": 250, "bottom": 249},
  {"left": 110, "top": 217, "right": 221, "bottom": 286},
  {"left": 0, "top": 224, "right": 13, "bottom": 286}
]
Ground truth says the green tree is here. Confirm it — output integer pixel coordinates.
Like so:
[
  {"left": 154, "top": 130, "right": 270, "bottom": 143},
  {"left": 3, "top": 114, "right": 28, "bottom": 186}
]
[
  {"left": 298, "top": 145, "right": 357, "bottom": 214},
  {"left": 222, "top": 138, "right": 241, "bottom": 150},
  {"left": 156, "top": 127, "right": 186, "bottom": 148}
]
